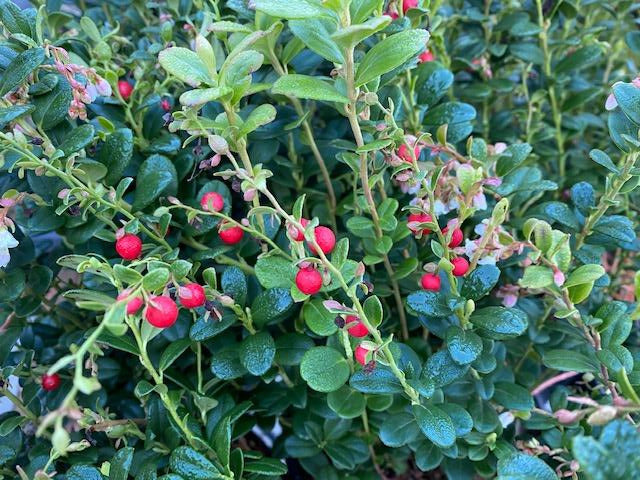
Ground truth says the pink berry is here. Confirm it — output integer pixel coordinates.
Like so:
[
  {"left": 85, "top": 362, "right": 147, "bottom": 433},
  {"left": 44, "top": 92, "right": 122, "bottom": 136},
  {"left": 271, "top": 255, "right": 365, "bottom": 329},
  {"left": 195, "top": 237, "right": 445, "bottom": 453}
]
[
  {"left": 179, "top": 283, "right": 206, "bottom": 309},
  {"left": 117, "top": 289, "right": 144, "bottom": 315},
  {"left": 309, "top": 226, "right": 336, "bottom": 255},
  {"left": 219, "top": 222, "right": 243, "bottom": 245},
  {"left": 420, "top": 273, "right": 441, "bottom": 291},
  {"left": 41, "top": 373, "right": 60, "bottom": 391},
  {"left": 442, "top": 227, "right": 463, "bottom": 248},
  {"left": 355, "top": 345, "right": 370, "bottom": 366},
  {"left": 295, "top": 267, "right": 323, "bottom": 295},
  {"left": 451, "top": 257, "right": 470, "bottom": 277},
  {"left": 115, "top": 234, "right": 142, "bottom": 260},
  {"left": 200, "top": 191, "right": 224, "bottom": 212},
  {"left": 418, "top": 50, "right": 435, "bottom": 63},
  {"left": 407, "top": 213, "right": 432, "bottom": 235},
  {"left": 290, "top": 218, "right": 309, "bottom": 242},
  {"left": 403, "top": 0, "right": 419, "bottom": 14},
  {"left": 118, "top": 80, "right": 133, "bottom": 100},
  {"left": 145, "top": 296, "right": 179, "bottom": 328},
  {"left": 346, "top": 315, "right": 369, "bottom": 338},
  {"left": 397, "top": 143, "right": 420, "bottom": 163}
]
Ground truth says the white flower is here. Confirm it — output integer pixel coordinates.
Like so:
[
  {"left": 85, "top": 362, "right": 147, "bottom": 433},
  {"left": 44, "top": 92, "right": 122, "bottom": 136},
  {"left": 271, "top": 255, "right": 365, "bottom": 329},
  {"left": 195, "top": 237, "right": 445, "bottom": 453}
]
[{"left": 0, "top": 228, "right": 18, "bottom": 268}]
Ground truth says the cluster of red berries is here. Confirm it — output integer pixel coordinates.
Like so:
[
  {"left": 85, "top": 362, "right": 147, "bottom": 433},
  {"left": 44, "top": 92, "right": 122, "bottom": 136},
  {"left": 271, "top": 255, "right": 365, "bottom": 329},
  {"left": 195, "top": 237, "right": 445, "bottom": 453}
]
[
  {"left": 116, "top": 283, "right": 206, "bottom": 329},
  {"left": 292, "top": 219, "right": 336, "bottom": 296},
  {"left": 407, "top": 213, "right": 470, "bottom": 288},
  {"left": 200, "top": 192, "right": 244, "bottom": 245},
  {"left": 343, "top": 315, "right": 375, "bottom": 368}
]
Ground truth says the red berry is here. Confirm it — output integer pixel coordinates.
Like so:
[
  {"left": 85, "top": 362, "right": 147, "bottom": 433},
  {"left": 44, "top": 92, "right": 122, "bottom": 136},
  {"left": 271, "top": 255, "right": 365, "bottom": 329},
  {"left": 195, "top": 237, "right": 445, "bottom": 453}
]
[
  {"left": 116, "top": 234, "right": 142, "bottom": 260},
  {"left": 219, "top": 222, "right": 243, "bottom": 245},
  {"left": 291, "top": 218, "right": 309, "bottom": 242},
  {"left": 145, "top": 295, "right": 179, "bottom": 328},
  {"left": 295, "top": 267, "right": 323, "bottom": 295},
  {"left": 403, "top": 0, "right": 419, "bottom": 14},
  {"left": 309, "top": 226, "right": 336, "bottom": 255},
  {"left": 442, "top": 227, "right": 463, "bottom": 248},
  {"left": 117, "top": 289, "right": 144, "bottom": 315},
  {"left": 346, "top": 315, "right": 369, "bottom": 338},
  {"left": 420, "top": 273, "right": 441, "bottom": 291},
  {"left": 200, "top": 191, "right": 224, "bottom": 212},
  {"left": 397, "top": 143, "right": 420, "bottom": 163},
  {"left": 179, "top": 283, "right": 206, "bottom": 309},
  {"left": 161, "top": 99, "right": 171, "bottom": 111},
  {"left": 407, "top": 213, "right": 432, "bottom": 235},
  {"left": 355, "top": 345, "right": 370, "bottom": 366},
  {"left": 41, "top": 373, "right": 60, "bottom": 391},
  {"left": 418, "top": 50, "right": 435, "bottom": 63},
  {"left": 451, "top": 257, "right": 470, "bottom": 277},
  {"left": 118, "top": 80, "right": 133, "bottom": 100}
]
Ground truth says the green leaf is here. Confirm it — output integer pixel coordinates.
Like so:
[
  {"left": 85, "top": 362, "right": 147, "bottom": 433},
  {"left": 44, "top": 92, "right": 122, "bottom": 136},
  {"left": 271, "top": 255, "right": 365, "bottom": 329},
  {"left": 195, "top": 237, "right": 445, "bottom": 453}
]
[
  {"left": 542, "top": 349, "right": 599, "bottom": 373},
  {"left": 300, "top": 346, "right": 350, "bottom": 392},
  {"left": 190, "top": 314, "right": 236, "bottom": 341},
  {"left": 363, "top": 295, "right": 383, "bottom": 327},
  {"left": 492, "top": 382, "right": 533, "bottom": 411},
  {"left": 239, "top": 331, "right": 276, "bottom": 376},
  {"left": 159, "top": 338, "right": 191, "bottom": 372},
  {"left": 239, "top": 104, "right": 277, "bottom": 136},
  {"left": 109, "top": 447, "right": 134, "bottom": 480},
  {"left": 355, "top": 29, "right": 430, "bottom": 86},
  {"left": 327, "top": 385, "right": 366, "bottom": 419},
  {"left": 440, "top": 403, "right": 473, "bottom": 437},
  {"left": 272, "top": 74, "right": 349, "bottom": 103},
  {"left": 350, "top": 366, "right": 404, "bottom": 394},
  {"left": 331, "top": 16, "right": 392, "bottom": 49},
  {"left": 254, "top": 0, "right": 327, "bottom": 19},
  {"left": 518, "top": 265, "right": 554, "bottom": 289},
  {"left": 0, "top": 104, "right": 34, "bottom": 128},
  {"left": 58, "top": 124, "right": 95, "bottom": 156},
  {"left": 66, "top": 465, "right": 104, "bottom": 480},
  {"left": 423, "top": 349, "right": 469, "bottom": 388},
  {"left": 303, "top": 299, "right": 338, "bottom": 336},
  {"left": 565, "top": 264, "right": 605, "bottom": 288},
  {"left": 470, "top": 307, "right": 528, "bottom": 339},
  {"left": 572, "top": 420, "right": 640, "bottom": 480},
  {"left": 255, "top": 256, "right": 295, "bottom": 289},
  {"left": 250, "top": 288, "right": 295, "bottom": 327},
  {"left": 275, "top": 333, "right": 314, "bottom": 366},
  {"left": 497, "top": 453, "right": 557, "bottom": 480},
  {"left": 170, "top": 446, "right": 225, "bottom": 480},
  {"left": 406, "top": 290, "right": 452, "bottom": 317},
  {"left": 32, "top": 75, "right": 72, "bottom": 129},
  {"left": 244, "top": 458, "right": 288, "bottom": 476},
  {"left": 460, "top": 265, "right": 500, "bottom": 300},
  {"left": 0, "top": 47, "right": 44, "bottom": 95},
  {"left": 142, "top": 268, "right": 170, "bottom": 291},
  {"left": 159, "top": 47, "right": 211, "bottom": 87},
  {"left": 96, "top": 128, "right": 133, "bottom": 185},
  {"left": 379, "top": 412, "right": 420, "bottom": 447},
  {"left": 221, "top": 267, "right": 247, "bottom": 307},
  {"left": 179, "top": 87, "right": 232, "bottom": 107},
  {"left": 412, "top": 404, "right": 456, "bottom": 448},
  {"left": 555, "top": 45, "right": 603, "bottom": 75},
  {"left": 212, "top": 417, "right": 231, "bottom": 467},
  {"left": 416, "top": 62, "right": 454, "bottom": 106},
  {"left": 290, "top": 19, "right": 344, "bottom": 64},
  {"left": 133, "top": 155, "right": 178, "bottom": 210},
  {"left": 446, "top": 326, "right": 483, "bottom": 365}
]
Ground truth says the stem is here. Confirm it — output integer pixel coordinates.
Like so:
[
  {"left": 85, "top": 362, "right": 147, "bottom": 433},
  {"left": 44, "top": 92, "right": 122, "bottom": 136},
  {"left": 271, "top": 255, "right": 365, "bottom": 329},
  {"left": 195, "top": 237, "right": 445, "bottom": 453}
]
[
  {"left": 344, "top": 47, "right": 409, "bottom": 340},
  {"left": 258, "top": 187, "right": 420, "bottom": 403},
  {"left": 575, "top": 152, "right": 637, "bottom": 249},
  {"left": 535, "top": 0, "right": 565, "bottom": 180}
]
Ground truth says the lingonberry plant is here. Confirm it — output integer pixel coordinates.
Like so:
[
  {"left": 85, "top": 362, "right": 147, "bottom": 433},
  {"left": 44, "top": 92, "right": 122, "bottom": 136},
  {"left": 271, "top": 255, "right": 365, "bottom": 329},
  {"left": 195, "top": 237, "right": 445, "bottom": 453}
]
[{"left": 2, "top": 0, "right": 640, "bottom": 479}]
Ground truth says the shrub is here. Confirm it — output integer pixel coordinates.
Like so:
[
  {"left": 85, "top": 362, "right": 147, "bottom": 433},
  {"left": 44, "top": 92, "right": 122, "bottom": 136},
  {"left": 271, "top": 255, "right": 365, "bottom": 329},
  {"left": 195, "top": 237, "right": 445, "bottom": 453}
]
[{"left": 1, "top": 1, "right": 640, "bottom": 479}]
